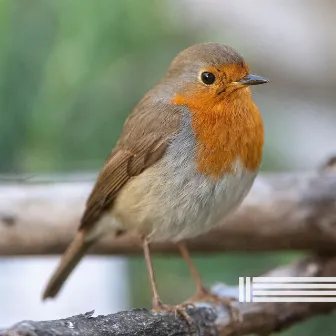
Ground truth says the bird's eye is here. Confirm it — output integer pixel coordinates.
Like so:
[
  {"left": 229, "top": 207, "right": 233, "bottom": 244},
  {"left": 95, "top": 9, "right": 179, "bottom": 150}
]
[{"left": 201, "top": 72, "right": 216, "bottom": 85}]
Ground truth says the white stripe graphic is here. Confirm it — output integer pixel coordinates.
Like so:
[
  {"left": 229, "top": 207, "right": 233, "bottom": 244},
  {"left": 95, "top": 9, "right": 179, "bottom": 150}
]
[
  {"left": 253, "top": 290, "right": 336, "bottom": 296},
  {"left": 245, "top": 277, "right": 251, "bottom": 302},
  {"left": 253, "top": 283, "right": 336, "bottom": 289},
  {"left": 239, "top": 277, "right": 244, "bottom": 302},
  {"left": 253, "top": 277, "right": 336, "bottom": 283},
  {"left": 239, "top": 277, "right": 336, "bottom": 302},
  {"left": 253, "top": 297, "right": 336, "bottom": 303}
]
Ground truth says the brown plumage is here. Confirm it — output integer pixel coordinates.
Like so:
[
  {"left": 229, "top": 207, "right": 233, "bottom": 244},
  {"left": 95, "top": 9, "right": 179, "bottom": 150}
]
[
  {"left": 43, "top": 43, "right": 268, "bottom": 319},
  {"left": 81, "top": 94, "right": 180, "bottom": 229},
  {"left": 43, "top": 95, "right": 180, "bottom": 299},
  {"left": 42, "top": 231, "right": 91, "bottom": 299}
]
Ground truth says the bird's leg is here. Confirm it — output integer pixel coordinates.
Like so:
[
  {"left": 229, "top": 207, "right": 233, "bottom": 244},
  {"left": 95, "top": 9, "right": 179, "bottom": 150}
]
[
  {"left": 178, "top": 242, "right": 239, "bottom": 320},
  {"left": 178, "top": 242, "right": 208, "bottom": 296},
  {"left": 142, "top": 238, "right": 193, "bottom": 323},
  {"left": 142, "top": 237, "right": 161, "bottom": 309}
]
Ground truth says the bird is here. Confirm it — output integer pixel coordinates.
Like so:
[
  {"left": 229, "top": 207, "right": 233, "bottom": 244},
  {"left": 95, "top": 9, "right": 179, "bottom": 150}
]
[{"left": 42, "top": 42, "right": 268, "bottom": 317}]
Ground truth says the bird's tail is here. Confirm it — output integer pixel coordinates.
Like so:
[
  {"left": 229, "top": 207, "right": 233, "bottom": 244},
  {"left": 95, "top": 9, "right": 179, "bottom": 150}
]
[{"left": 42, "top": 231, "right": 94, "bottom": 300}]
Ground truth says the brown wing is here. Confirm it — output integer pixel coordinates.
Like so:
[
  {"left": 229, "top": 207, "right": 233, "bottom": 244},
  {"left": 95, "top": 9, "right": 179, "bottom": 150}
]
[{"left": 80, "top": 92, "right": 180, "bottom": 230}]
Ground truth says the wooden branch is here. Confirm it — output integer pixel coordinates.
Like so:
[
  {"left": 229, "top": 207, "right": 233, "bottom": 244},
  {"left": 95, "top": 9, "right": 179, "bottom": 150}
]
[
  {"left": 2, "top": 254, "right": 336, "bottom": 336},
  {"left": 1, "top": 171, "right": 336, "bottom": 255}
]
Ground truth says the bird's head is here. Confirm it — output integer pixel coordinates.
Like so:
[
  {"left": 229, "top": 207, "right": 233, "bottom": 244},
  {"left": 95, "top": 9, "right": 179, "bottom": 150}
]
[{"left": 162, "top": 42, "right": 268, "bottom": 108}]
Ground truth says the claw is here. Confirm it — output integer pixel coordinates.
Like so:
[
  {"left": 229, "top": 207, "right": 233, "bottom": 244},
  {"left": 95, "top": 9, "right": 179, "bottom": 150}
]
[
  {"left": 185, "top": 287, "right": 240, "bottom": 322},
  {"left": 153, "top": 300, "right": 194, "bottom": 325}
]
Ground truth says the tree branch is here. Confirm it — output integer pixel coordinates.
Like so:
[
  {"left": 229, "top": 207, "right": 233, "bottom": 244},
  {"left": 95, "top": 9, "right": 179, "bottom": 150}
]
[
  {"left": 2, "top": 254, "right": 336, "bottom": 336},
  {"left": 1, "top": 171, "right": 336, "bottom": 255}
]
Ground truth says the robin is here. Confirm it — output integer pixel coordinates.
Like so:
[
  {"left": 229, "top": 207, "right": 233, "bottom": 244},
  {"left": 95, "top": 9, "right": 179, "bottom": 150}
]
[{"left": 43, "top": 42, "right": 268, "bottom": 317}]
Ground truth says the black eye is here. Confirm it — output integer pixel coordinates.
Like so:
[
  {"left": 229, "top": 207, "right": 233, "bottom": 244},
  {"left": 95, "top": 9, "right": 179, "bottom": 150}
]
[{"left": 201, "top": 72, "right": 216, "bottom": 85}]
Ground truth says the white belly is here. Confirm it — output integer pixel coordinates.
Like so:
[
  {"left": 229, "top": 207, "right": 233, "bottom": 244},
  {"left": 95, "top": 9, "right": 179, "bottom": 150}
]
[
  {"left": 111, "top": 157, "right": 256, "bottom": 242},
  {"left": 97, "top": 111, "right": 258, "bottom": 242}
]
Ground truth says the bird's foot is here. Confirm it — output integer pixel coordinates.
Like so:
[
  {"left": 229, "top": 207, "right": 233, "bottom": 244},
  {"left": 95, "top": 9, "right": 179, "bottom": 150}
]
[
  {"left": 152, "top": 299, "right": 195, "bottom": 324},
  {"left": 185, "top": 287, "right": 240, "bottom": 321}
]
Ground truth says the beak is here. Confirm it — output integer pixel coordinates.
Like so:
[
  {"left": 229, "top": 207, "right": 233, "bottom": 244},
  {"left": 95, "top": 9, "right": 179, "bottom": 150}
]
[{"left": 236, "top": 73, "right": 269, "bottom": 86}]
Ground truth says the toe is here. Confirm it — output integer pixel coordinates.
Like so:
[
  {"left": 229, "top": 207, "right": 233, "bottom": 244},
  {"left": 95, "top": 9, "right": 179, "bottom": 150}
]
[{"left": 152, "top": 302, "right": 194, "bottom": 325}]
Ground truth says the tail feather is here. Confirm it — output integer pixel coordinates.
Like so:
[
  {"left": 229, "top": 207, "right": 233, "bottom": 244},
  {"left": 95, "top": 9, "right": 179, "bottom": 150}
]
[{"left": 42, "top": 231, "right": 93, "bottom": 300}]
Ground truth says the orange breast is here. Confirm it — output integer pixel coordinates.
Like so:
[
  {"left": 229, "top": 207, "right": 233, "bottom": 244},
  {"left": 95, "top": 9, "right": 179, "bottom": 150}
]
[{"left": 171, "top": 88, "right": 264, "bottom": 179}]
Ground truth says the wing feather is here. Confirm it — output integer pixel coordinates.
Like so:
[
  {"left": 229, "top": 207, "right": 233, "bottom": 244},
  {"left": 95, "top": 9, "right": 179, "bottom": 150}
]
[{"left": 80, "top": 94, "right": 180, "bottom": 231}]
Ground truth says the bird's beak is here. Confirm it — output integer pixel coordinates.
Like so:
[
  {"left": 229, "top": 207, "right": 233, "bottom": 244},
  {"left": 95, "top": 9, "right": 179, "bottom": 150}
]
[{"left": 235, "top": 73, "right": 269, "bottom": 86}]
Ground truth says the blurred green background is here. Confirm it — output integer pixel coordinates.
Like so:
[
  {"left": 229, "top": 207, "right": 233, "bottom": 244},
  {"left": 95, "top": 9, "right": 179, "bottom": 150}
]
[{"left": 1, "top": 0, "right": 335, "bottom": 334}]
